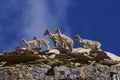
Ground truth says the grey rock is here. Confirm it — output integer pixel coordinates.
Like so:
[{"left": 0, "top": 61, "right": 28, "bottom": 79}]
[
  {"left": 44, "top": 76, "right": 54, "bottom": 80},
  {"left": 112, "top": 73, "right": 120, "bottom": 80},
  {"left": 54, "top": 66, "right": 80, "bottom": 80},
  {"left": 0, "top": 64, "right": 120, "bottom": 80},
  {"left": 32, "top": 65, "right": 51, "bottom": 80},
  {"left": 0, "top": 71, "right": 4, "bottom": 80},
  {"left": 0, "top": 46, "right": 120, "bottom": 80}
]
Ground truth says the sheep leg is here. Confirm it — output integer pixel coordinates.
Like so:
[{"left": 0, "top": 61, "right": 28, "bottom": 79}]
[
  {"left": 69, "top": 46, "right": 73, "bottom": 51},
  {"left": 54, "top": 41, "right": 57, "bottom": 47},
  {"left": 60, "top": 42, "right": 65, "bottom": 48},
  {"left": 57, "top": 32, "right": 64, "bottom": 47},
  {"left": 34, "top": 43, "right": 39, "bottom": 48},
  {"left": 95, "top": 47, "right": 100, "bottom": 51},
  {"left": 27, "top": 45, "right": 31, "bottom": 48},
  {"left": 38, "top": 44, "right": 40, "bottom": 47},
  {"left": 66, "top": 44, "right": 72, "bottom": 51},
  {"left": 44, "top": 43, "right": 50, "bottom": 50},
  {"left": 63, "top": 42, "right": 67, "bottom": 49},
  {"left": 47, "top": 45, "right": 50, "bottom": 50},
  {"left": 39, "top": 44, "right": 41, "bottom": 48}
]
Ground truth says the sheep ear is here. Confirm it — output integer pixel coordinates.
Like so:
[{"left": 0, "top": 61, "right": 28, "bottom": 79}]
[
  {"left": 55, "top": 28, "right": 61, "bottom": 34},
  {"left": 75, "top": 34, "right": 81, "bottom": 40},
  {"left": 33, "top": 36, "right": 36, "bottom": 40},
  {"left": 22, "top": 38, "right": 25, "bottom": 41},
  {"left": 43, "top": 29, "right": 48, "bottom": 35},
  {"left": 76, "top": 34, "right": 80, "bottom": 38},
  {"left": 44, "top": 28, "right": 48, "bottom": 35},
  {"left": 34, "top": 36, "right": 37, "bottom": 38},
  {"left": 45, "top": 27, "right": 49, "bottom": 31}
]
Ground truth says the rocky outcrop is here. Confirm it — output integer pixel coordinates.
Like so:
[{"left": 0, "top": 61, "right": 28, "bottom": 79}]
[
  {"left": 0, "top": 46, "right": 120, "bottom": 80},
  {"left": 0, "top": 63, "right": 120, "bottom": 80}
]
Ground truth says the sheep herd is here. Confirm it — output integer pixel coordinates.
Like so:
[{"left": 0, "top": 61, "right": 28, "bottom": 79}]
[{"left": 22, "top": 28, "right": 101, "bottom": 51}]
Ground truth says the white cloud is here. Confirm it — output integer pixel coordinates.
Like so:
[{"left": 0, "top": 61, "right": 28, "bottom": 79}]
[
  {"left": 0, "top": 0, "right": 71, "bottom": 52},
  {"left": 22, "top": 1, "right": 50, "bottom": 39},
  {"left": 21, "top": 0, "right": 71, "bottom": 39}
]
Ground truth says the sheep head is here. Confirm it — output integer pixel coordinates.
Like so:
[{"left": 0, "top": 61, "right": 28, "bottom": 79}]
[
  {"left": 21, "top": 39, "right": 27, "bottom": 45},
  {"left": 75, "top": 34, "right": 81, "bottom": 41},
  {"left": 33, "top": 36, "right": 37, "bottom": 40},
  {"left": 22, "top": 39, "right": 26, "bottom": 42},
  {"left": 44, "top": 29, "right": 50, "bottom": 36}
]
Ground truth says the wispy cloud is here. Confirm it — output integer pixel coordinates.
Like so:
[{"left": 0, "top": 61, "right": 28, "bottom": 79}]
[
  {"left": 0, "top": 0, "right": 71, "bottom": 52},
  {"left": 22, "top": 0, "right": 71, "bottom": 39},
  {"left": 22, "top": 0, "right": 52, "bottom": 39}
]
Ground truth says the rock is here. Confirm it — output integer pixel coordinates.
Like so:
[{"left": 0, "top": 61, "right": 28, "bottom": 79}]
[
  {"left": 0, "top": 54, "right": 42, "bottom": 65},
  {"left": 79, "top": 64, "right": 111, "bottom": 80},
  {"left": 33, "top": 51, "right": 39, "bottom": 55},
  {"left": 48, "top": 54, "right": 56, "bottom": 59},
  {"left": 75, "top": 62, "right": 81, "bottom": 67},
  {"left": 72, "top": 48, "right": 91, "bottom": 54},
  {"left": 0, "top": 63, "right": 120, "bottom": 80},
  {"left": 32, "top": 65, "right": 51, "bottom": 80},
  {"left": 44, "top": 76, "right": 54, "bottom": 80},
  {"left": 0, "top": 71, "right": 4, "bottom": 80},
  {"left": 90, "top": 50, "right": 111, "bottom": 62},
  {"left": 0, "top": 62, "right": 7, "bottom": 67},
  {"left": 54, "top": 66, "right": 80, "bottom": 80},
  {"left": 48, "top": 49, "right": 60, "bottom": 55},
  {"left": 105, "top": 51, "right": 120, "bottom": 61},
  {"left": 47, "top": 49, "right": 60, "bottom": 60},
  {"left": 100, "top": 59, "right": 120, "bottom": 66},
  {"left": 0, "top": 46, "right": 120, "bottom": 80}
]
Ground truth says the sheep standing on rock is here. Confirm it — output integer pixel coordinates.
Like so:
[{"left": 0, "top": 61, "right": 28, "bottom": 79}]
[
  {"left": 44, "top": 29, "right": 62, "bottom": 47},
  {"left": 22, "top": 39, "right": 39, "bottom": 48},
  {"left": 75, "top": 34, "right": 101, "bottom": 50},
  {"left": 33, "top": 36, "right": 50, "bottom": 50},
  {"left": 55, "top": 28, "right": 74, "bottom": 51}
]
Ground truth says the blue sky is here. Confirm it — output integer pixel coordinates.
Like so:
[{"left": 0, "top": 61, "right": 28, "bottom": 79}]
[{"left": 0, "top": 0, "right": 120, "bottom": 56}]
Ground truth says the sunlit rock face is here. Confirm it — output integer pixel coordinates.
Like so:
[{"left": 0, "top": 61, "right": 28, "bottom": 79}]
[
  {"left": 104, "top": 51, "right": 120, "bottom": 61},
  {"left": 0, "top": 46, "right": 120, "bottom": 80}
]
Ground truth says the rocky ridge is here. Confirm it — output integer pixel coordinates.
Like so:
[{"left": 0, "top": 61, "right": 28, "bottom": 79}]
[{"left": 0, "top": 46, "right": 120, "bottom": 80}]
